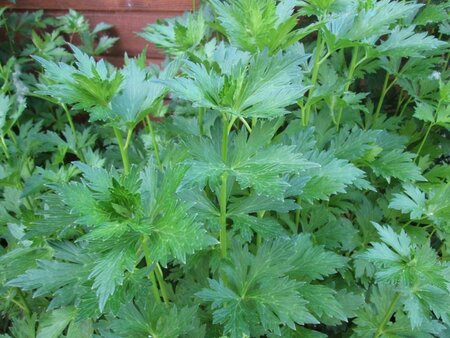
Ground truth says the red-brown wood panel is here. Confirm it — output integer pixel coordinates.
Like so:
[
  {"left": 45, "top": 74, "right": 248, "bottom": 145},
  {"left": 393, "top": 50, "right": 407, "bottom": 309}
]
[
  {"left": 0, "top": 0, "right": 196, "bottom": 12},
  {"left": 45, "top": 10, "right": 180, "bottom": 59},
  {"left": 0, "top": 0, "right": 199, "bottom": 62}
]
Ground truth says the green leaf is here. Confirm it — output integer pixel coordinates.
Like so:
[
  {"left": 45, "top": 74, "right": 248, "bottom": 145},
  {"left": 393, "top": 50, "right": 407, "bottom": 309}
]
[
  {"left": 197, "top": 241, "right": 317, "bottom": 337},
  {"left": 210, "top": 0, "right": 306, "bottom": 53},
  {"left": 289, "top": 233, "right": 348, "bottom": 281},
  {"left": 102, "top": 298, "right": 201, "bottom": 338},
  {"left": 362, "top": 223, "right": 450, "bottom": 328},
  {"left": 197, "top": 236, "right": 347, "bottom": 337},
  {"left": 414, "top": 101, "right": 435, "bottom": 123},
  {"left": 66, "top": 319, "right": 93, "bottom": 338},
  {"left": 37, "top": 307, "right": 75, "bottom": 338},
  {"left": 377, "top": 26, "right": 447, "bottom": 58},
  {"left": 353, "top": 284, "right": 445, "bottom": 337},
  {"left": 301, "top": 150, "right": 367, "bottom": 201},
  {"left": 34, "top": 45, "right": 122, "bottom": 121},
  {"left": 5, "top": 314, "right": 37, "bottom": 338},
  {"left": 140, "top": 163, "right": 217, "bottom": 265},
  {"left": 166, "top": 43, "right": 308, "bottom": 119},
  {"left": 324, "top": 0, "right": 421, "bottom": 46},
  {"left": 414, "top": 3, "right": 450, "bottom": 26},
  {"left": 88, "top": 247, "right": 136, "bottom": 312},
  {"left": 0, "top": 93, "right": 12, "bottom": 132},
  {"left": 110, "top": 59, "right": 179, "bottom": 127},
  {"left": 182, "top": 122, "right": 318, "bottom": 199},
  {"left": 389, "top": 184, "right": 427, "bottom": 220},
  {"left": 139, "top": 10, "right": 207, "bottom": 56},
  {"left": 370, "top": 149, "right": 424, "bottom": 183}
]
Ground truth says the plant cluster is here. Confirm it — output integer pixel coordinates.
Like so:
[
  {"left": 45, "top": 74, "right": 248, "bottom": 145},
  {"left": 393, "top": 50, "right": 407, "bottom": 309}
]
[{"left": 0, "top": 1, "right": 449, "bottom": 337}]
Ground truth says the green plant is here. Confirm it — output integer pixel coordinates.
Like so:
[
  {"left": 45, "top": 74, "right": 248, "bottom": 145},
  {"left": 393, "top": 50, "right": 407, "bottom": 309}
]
[{"left": 1, "top": 1, "right": 449, "bottom": 337}]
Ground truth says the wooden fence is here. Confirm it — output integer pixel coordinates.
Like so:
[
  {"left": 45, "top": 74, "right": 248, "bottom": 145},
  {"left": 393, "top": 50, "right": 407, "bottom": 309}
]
[{"left": 0, "top": 0, "right": 197, "bottom": 64}]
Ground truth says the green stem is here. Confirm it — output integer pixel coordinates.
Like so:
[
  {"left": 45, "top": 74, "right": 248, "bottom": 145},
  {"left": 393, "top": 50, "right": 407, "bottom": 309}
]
[
  {"left": 146, "top": 116, "right": 162, "bottom": 168},
  {"left": 155, "top": 263, "right": 170, "bottom": 304},
  {"left": 295, "top": 196, "right": 301, "bottom": 233},
  {"left": 62, "top": 104, "right": 76, "bottom": 139},
  {"left": 124, "top": 127, "right": 133, "bottom": 151},
  {"left": 0, "top": 135, "right": 9, "bottom": 159},
  {"left": 415, "top": 98, "right": 441, "bottom": 161},
  {"left": 398, "top": 97, "right": 412, "bottom": 118},
  {"left": 375, "top": 73, "right": 396, "bottom": 120},
  {"left": 15, "top": 289, "right": 30, "bottom": 315},
  {"left": 142, "top": 236, "right": 162, "bottom": 304},
  {"left": 239, "top": 116, "right": 252, "bottom": 133},
  {"left": 302, "top": 31, "right": 325, "bottom": 126},
  {"left": 374, "top": 293, "right": 401, "bottom": 338},
  {"left": 395, "top": 91, "right": 406, "bottom": 115},
  {"left": 61, "top": 104, "right": 86, "bottom": 161},
  {"left": 415, "top": 122, "right": 434, "bottom": 162},
  {"left": 192, "top": 0, "right": 196, "bottom": 11},
  {"left": 256, "top": 211, "right": 265, "bottom": 250},
  {"left": 198, "top": 107, "right": 205, "bottom": 136},
  {"left": 335, "top": 45, "right": 360, "bottom": 130},
  {"left": 219, "top": 116, "right": 230, "bottom": 258},
  {"left": 113, "top": 127, "right": 130, "bottom": 175},
  {"left": 7, "top": 130, "right": 17, "bottom": 146}
]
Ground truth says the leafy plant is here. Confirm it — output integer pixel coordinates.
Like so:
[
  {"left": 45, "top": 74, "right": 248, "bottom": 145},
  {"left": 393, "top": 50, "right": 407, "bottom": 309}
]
[{"left": 0, "top": 1, "right": 449, "bottom": 337}]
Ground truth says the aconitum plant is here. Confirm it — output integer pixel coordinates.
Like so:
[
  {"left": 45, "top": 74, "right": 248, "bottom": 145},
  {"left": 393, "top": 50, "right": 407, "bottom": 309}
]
[{"left": 0, "top": 1, "right": 449, "bottom": 337}]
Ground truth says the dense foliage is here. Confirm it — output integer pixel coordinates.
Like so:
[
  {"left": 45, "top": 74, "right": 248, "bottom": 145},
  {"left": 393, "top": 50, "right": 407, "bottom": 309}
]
[{"left": 0, "top": 1, "right": 449, "bottom": 337}]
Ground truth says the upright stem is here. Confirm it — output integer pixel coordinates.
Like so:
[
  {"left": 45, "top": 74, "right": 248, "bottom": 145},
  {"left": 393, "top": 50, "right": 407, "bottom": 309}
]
[
  {"left": 0, "top": 135, "right": 9, "bottom": 159},
  {"left": 374, "top": 293, "right": 401, "bottom": 338},
  {"left": 142, "top": 236, "right": 162, "bottom": 304},
  {"left": 155, "top": 263, "right": 170, "bottom": 304},
  {"left": 416, "top": 99, "right": 441, "bottom": 161},
  {"left": 335, "top": 45, "right": 360, "bottom": 130},
  {"left": 62, "top": 104, "right": 76, "bottom": 139},
  {"left": 398, "top": 97, "right": 412, "bottom": 118},
  {"left": 198, "top": 107, "right": 205, "bottom": 136},
  {"left": 295, "top": 196, "right": 301, "bottom": 233},
  {"left": 256, "top": 211, "right": 265, "bottom": 250},
  {"left": 395, "top": 91, "right": 405, "bottom": 115},
  {"left": 113, "top": 127, "right": 130, "bottom": 175},
  {"left": 15, "top": 289, "right": 30, "bottom": 315},
  {"left": 219, "top": 116, "right": 229, "bottom": 258},
  {"left": 302, "top": 31, "right": 325, "bottom": 126},
  {"left": 146, "top": 116, "right": 162, "bottom": 168},
  {"left": 415, "top": 122, "right": 434, "bottom": 162},
  {"left": 375, "top": 72, "right": 396, "bottom": 120}
]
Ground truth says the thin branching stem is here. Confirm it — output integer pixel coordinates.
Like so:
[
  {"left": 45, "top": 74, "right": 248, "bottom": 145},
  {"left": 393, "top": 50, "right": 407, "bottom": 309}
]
[
  {"left": 398, "top": 97, "right": 413, "bottom": 118},
  {"left": 302, "top": 30, "right": 325, "bottom": 126},
  {"left": 113, "top": 127, "right": 130, "bottom": 175},
  {"left": 256, "top": 211, "right": 265, "bottom": 250},
  {"left": 146, "top": 116, "right": 162, "bottom": 168},
  {"left": 155, "top": 263, "right": 170, "bottom": 303},
  {"left": 142, "top": 236, "right": 162, "bottom": 304},
  {"left": 374, "top": 293, "right": 401, "bottom": 338},
  {"left": 0, "top": 135, "right": 9, "bottom": 159},
  {"left": 415, "top": 122, "right": 434, "bottom": 162},
  {"left": 219, "top": 114, "right": 232, "bottom": 258},
  {"left": 336, "top": 45, "right": 360, "bottom": 130},
  {"left": 198, "top": 107, "right": 205, "bottom": 136},
  {"left": 239, "top": 116, "right": 252, "bottom": 133},
  {"left": 374, "top": 72, "right": 397, "bottom": 120},
  {"left": 415, "top": 99, "right": 441, "bottom": 162}
]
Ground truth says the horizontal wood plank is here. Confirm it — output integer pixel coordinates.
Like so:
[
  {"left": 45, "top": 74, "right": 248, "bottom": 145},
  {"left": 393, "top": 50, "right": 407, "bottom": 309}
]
[
  {"left": 1, "top": 1, "right": 197, "bottom": 62},
  {"left": 44, "top": 10, "right": 179, "bottom": 57},
  {"left": 0, "top": 0, "right": 196, "bottom": 12}
]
